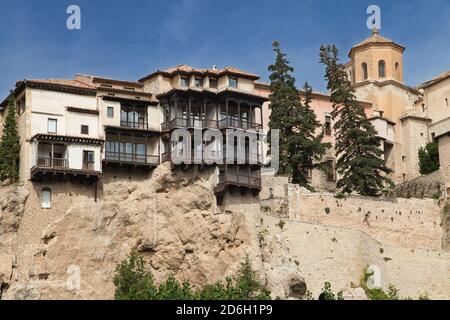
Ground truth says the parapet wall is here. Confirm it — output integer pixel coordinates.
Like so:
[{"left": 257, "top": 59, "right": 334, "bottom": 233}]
[
  {"left": 288, "top": 186, "right": 443, "bottom": 250},
  {"left": 261, "top": 176, "right": 445, "bottom": 251},
  {"left": 260, "top": 176, "right": 450, "bottom": 299}
]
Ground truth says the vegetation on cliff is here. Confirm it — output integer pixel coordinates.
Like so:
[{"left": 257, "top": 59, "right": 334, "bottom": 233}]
[
  {"left": 113, "top": 252, "right": 271, "bottom": 300},
  {"left": 319, "top": 45, "right": 392, "bottom": 196},
  {"left": 0, "top": 93, "right": 20, "bottom": 183},
  {"left": 268, "top": 41, "right": 330, "bottom": 189}
]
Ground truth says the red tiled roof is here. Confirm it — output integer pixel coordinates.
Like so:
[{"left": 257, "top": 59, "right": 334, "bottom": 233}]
[
  {"left": 139, "top": 64, "right": 260, "bottom": 82},
  {"left": 349, "top": 29, "right": 405, "bottom": 56}
]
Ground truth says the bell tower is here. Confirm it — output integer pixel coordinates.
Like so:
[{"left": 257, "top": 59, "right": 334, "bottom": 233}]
[{"left": 347, "top": 28, "right": 405, "bottom": 85}]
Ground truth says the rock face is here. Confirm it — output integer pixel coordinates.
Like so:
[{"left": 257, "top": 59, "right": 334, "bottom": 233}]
[
  {"left": 0, "top": 164, "right": 302, "bottom": 300},
  {"left": 0, "top": 186, "right": 29, "bottom": 298}
]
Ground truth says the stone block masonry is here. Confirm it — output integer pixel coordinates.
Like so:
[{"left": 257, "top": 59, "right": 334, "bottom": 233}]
[{"left": 287, "top": 184, "right": 444, "bottom": 250}]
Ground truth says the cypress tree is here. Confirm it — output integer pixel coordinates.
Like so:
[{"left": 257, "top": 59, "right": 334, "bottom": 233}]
[
  {"left": 319, "top": 45, "right": 392, "bottom": 196},
  {"left": 268, "top": 41, "right": 330, "bottom": 188},
  {"left": 0, "top": 92, "right": 20, "bottom": 183}
]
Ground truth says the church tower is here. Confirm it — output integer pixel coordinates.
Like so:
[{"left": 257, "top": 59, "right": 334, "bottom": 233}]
[
  {"left": 346, "top": 28, "right": 405, "bottom": 85},
  {"left": 345, "top": 29, "right": 426, "bottom": 184}
]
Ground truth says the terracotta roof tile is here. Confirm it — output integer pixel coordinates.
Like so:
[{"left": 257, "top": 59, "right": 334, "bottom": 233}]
[
  {"left": 139, "top": 65, "right": 260, "bottom": 82},
  {"left": 25, "top": 79, "right": 96, "bottom": 89},
  {"left": 349, "top": 29, "right": 405, "bottom": 56}
]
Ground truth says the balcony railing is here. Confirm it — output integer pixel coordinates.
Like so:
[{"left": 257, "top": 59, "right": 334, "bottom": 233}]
[
  {"left": 161, "top": 150, "right": 261, "bottom": 165},
  {"left": 37, "top": 156, "right": 69, "bottom": 169},
  {"left": 120, "top": 121, "right": 149, "bottom": 131},
  {"left": 219, "top": 118, "right": 262, "bottom": 130},
  {"left": 105, "top": 151, "right": 160, "bottom": 165}
]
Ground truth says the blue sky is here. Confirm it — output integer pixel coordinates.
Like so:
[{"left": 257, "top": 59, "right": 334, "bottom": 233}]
[{"left": 1, "top": 0, "right": 450, "bottom": 97}]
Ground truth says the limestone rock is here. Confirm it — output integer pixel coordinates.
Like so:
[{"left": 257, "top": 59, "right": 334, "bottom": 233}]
[{"left": 341, "top": 288, "right": 368, "bottom": 300}]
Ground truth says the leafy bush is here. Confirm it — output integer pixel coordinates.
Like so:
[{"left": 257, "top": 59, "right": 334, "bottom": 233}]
[
  {"left": 114, "top": 252, "right": 271, "bottom": 300},
  {"left": 318, "top": 282, "right": 344, "bottom": 300},
  {"left": 418, "top": 142, "right": 440, "bottom": 175}
]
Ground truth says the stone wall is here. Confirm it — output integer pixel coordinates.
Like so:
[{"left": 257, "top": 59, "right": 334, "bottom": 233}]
[
  {"left": 261, "top": 214, "right": 450, "bottom": 299},
  {"left": 288, "top": 186, "right": 443, "bottom": 250},
  {"left": 258, "top": 175, "right": 450, "bottom": 299},
  {"left": 388, "top": 170, "right": 445, "bottom": 199}
]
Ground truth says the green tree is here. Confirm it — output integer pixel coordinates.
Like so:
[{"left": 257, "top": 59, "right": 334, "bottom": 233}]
[
  {"left": 0, "top": 93, "right": 20, "bottom": 183},
  {"left": 113, "top": 251, "right": 157, "bottom": 300},
  {"left": 418, "top": 142, "right": 440, "bottom": 175},
  {"left": 114, "top": 252, "right": 271, "bottom": 300},
  {"left": 319, "top": 45, "right": 392, "bottom": 196},
  {"left": 318, "top": 282, "right": 344, "bottom": 300},
  {"left": 268, "top": 41, "right": 330, "bottom": 188}
]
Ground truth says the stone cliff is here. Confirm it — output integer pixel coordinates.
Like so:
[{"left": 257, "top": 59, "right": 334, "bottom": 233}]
[{"left": 0, "top": 164, "right": 303, "bottom": 300}]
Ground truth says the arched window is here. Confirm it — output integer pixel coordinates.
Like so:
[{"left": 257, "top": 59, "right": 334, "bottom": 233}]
[
  {"left": 41, "top": 188, "right": 52, "bottom": 209},
  {"left": 378, "top": 60, "right": 386, "bottom": 78},
  {"left": 362, "top": 63, "right": 368, "bottom": 80}
]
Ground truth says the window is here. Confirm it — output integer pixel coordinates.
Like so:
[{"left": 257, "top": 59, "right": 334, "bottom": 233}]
[
  {"left": 83, "top": 150, "right": 95, "bottom": 170},
  {"left": 446, "top": 98, "right": 448, "bottom": 107},
  {"left": 47, "top": 119, "right": 57, "bottom": 133},
  {"left": 81, "top": 125, "right": 89, "bottom": 135},
  {"left": 395, "top": 62, "right": 399, "bottom": 71},
  {"left": 325, "top": 115, "right": 332, "bottom": 136},
  {"left": 181, "top": 77, "right": 189, "bottom": 87},
  {"left": 229, "top": 77, "right": 238, "bottom": 88},
  {"left": 107, "top": 107, "right": 114, "bottom": 118},
  {"left": 326, "top": 159, "right": 336, "bottom": 182},
  {"left": 378, "top": 60, "right": 386, "bottom": 78},
  {"left": 17, "top": 96, "right": 25, "bottom": 114},
  {"left": 194, "top": 77, "right": 203, "bottom": 88},
  {"left": 209, "top": 78, "right": 218, "bottom": 89},
  {"left": 41, "top": 188, "right": 51, "bottom": 209},
  {"left": 362, "top": 63, "right": 368, "bottom": 80}
]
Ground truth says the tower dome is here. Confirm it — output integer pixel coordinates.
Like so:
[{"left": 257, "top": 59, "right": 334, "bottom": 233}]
[{"left": 348, "top": 29, "right": 405, "bottom": 84}]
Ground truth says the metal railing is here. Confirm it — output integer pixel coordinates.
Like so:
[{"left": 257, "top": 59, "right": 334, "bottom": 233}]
[
  {"left": 105, "top": 151, "right": 160, "bottom": 165},
  {"left": 120, "top": 121, "right": 149, "bottom": 130},
  {"left": 37, "top": 157, "right": 69, "bottom": 168}
]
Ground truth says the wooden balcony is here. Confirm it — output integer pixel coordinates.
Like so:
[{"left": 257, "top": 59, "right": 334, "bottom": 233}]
[
  {"left": 103, "top": 151, "right": 160, "bottom": 167},
  {"left": 161, "top": 117, "right": 220, "bottom": 131},
  {"left": 219, "top": 118, "right": 262, "bottom": 131},
  {"left": 120, "top": 121, "right": 149, "bottom": 131},
  {"left": 37, "top": 156, "right": 68, "bottom": 169},
  {"left": 215, "top": 171, "right": 262, "bottom": 194},
  {"left": 161, "top": 150, "right": 262, "bottom": 166},
  {"left": 31, "top": 156, "right": 100, "bottom": 181},
  {"left": 161, "top": 117, "right": 261, "bottom": 132}
]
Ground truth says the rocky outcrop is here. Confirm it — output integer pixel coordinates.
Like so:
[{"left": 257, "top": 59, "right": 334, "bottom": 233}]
[
  {"left": 0, "top": 186, "right": 29, "bottom": 298},
  {"left": 0, "top": 164, "right": 304, "bottom": 300}
]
